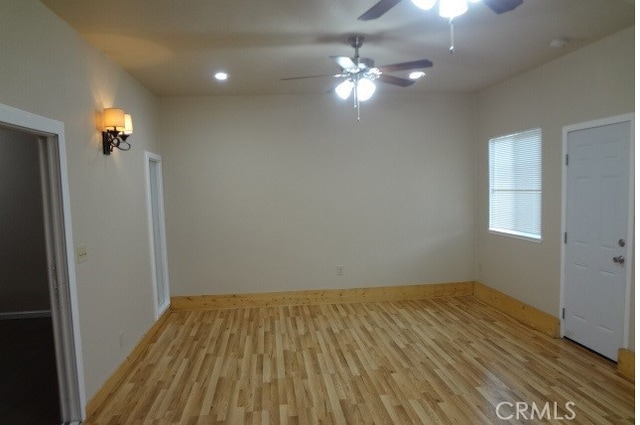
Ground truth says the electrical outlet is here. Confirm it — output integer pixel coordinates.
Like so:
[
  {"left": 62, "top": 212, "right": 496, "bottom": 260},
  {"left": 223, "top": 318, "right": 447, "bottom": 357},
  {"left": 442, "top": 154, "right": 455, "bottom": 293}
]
[
  {"left": 76, "top": 244, "right": 88, "bottom": 264},
  {"left": 336, "top": 265, "right": 344, "bottom": 276}
]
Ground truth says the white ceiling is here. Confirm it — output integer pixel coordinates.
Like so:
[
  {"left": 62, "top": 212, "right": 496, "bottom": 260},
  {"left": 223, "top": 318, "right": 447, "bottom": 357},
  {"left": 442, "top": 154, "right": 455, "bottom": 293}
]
[{"left": 40, "top": 0, "right": 634, "bottom": 97}]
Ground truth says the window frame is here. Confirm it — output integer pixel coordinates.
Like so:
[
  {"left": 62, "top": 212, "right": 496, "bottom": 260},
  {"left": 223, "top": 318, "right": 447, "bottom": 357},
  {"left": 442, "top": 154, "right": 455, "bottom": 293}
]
[{"left": 488, "top": 128, "right": 542, "bottom": 243}]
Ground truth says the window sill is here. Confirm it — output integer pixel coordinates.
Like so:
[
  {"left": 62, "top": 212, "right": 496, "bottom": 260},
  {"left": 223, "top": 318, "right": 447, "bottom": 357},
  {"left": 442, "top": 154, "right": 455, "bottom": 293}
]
[{"left": 488, "top": 229, "right": 542, "bottom": 243}]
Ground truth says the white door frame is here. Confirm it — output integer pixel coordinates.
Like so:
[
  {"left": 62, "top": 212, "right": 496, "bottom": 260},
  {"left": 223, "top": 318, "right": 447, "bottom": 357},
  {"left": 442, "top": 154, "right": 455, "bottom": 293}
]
[
  {"left": 0, "top": 102, "right": 86, "bottom": 423},
  {"left": 560, "top": 113, "right": 634, "bottom": 351},
  {"left": 144, "top": 151, "right": 171, "bottom": 319}
]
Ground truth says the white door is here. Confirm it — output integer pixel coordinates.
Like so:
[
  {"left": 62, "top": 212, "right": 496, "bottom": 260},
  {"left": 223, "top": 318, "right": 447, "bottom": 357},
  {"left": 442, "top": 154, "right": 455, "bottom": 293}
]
[
  {"left": 563, "top": 117, "right": 633, "bottom": 361},
  {"left": 145, "top": 152, "right": 170, "bottom": 318}
]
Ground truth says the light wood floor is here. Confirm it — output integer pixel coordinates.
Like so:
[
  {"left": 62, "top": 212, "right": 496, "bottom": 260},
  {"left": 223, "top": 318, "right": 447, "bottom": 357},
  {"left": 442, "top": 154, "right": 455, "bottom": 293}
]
[{"left": 86, "top": 296, "right": 634, "bottom": 424}]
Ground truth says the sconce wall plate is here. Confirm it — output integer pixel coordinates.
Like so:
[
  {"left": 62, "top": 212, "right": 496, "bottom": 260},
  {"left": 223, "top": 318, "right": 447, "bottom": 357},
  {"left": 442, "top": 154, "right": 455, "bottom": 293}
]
[{"left": 102, "top": 130, "right": 131, "bottom": 154}]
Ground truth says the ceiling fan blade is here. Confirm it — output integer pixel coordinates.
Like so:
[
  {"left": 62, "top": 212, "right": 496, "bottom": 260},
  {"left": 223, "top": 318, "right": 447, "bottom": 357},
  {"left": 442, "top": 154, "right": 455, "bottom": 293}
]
[
  {"left": 377, "top": 59, "right": 433, "bottom": 73},
  {"left": 360, "top": 58, "right": 375, "bottom": 69},
  {"left": 482, "top": 0, "right": 523, "bottom": 14},
  {"left": 378, "top": 74, "right": 415, "bottom": 87},
  {"left": 331, "top": 56, "right": 358, "bottom": 70},
  {"left": 358, "top": 0, "right": 404, "bottom": 21},
  {"left": 281, "top": 73, "right": 340, "bottom": 81}
]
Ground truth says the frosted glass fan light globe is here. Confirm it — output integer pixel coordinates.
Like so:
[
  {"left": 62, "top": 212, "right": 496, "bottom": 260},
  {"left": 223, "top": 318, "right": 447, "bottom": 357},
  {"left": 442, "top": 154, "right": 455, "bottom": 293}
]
[
  {"left": 335, "top": 80, "right": 354, "bottom": 100},
  {"left": 411, "top": 0, "right": 437, "bottom": 10},
  {"left": 439, "top": 0, "right": 468, "bottom": 18},
  {"left": 357, "top": 79, "right": 376, "bottom": 101}
]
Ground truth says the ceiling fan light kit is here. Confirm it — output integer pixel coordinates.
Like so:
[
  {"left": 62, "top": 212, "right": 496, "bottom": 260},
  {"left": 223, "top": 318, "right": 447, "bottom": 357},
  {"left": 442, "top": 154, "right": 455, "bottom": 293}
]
[
  {"left": 408, "top": 0, "right": 520, "bottom": 51},
  {"left": 335, "top": 78, "right": 377, "bottom": 102},
  {"left": 281, "top": 35, "right": 432, "bottom": 121}
]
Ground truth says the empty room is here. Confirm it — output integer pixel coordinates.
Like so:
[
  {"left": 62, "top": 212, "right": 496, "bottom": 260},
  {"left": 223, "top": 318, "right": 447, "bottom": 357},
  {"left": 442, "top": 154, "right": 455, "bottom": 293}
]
[{"left": 0, "top": 0, "right": 634, "bottom": 423}]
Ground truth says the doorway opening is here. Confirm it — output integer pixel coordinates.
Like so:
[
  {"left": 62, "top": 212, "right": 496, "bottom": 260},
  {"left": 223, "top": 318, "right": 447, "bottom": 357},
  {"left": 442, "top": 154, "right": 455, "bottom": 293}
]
[
  {"left": 0, "top": 103, "right": 85, "bottom": 424},
  {"left": 144, "top": 152, "right": 170, "bottom": 319}
]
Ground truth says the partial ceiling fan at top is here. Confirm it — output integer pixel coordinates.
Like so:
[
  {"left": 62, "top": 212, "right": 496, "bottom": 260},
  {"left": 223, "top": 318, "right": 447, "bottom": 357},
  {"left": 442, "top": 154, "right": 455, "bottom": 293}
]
[
  {"left": 358, "top": 0, "right": 522, "bottom": 20},
  {"left": 413, "top": 0, "right": 483, "bottom": 18},
  {"left": 359, "top": 0, "right": 523, "bottom": 52}
]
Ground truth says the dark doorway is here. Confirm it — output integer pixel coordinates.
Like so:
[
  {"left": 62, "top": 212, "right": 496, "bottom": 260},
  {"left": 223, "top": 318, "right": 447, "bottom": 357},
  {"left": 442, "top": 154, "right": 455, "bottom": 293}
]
[
  {"left": 0, "top": 317, "right": 60, "bottom": 423},
  {"left": 0, "top": 126, "right": 61, "bottom": 424}
]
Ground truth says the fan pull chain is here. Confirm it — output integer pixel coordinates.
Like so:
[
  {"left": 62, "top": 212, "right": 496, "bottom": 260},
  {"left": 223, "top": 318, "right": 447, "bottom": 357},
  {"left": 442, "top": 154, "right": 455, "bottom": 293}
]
[
  {"left": 354, "top": 85, "right": 361, "bottom": 121},
  {"left": 449, "top": 18, "right": 456, "bottom": 54},
  {"left": 353, "top": 85, "right": 358, "bottom": 110},
  {"left": 352, "top": 75, "right": 361, "bottom": 121}
]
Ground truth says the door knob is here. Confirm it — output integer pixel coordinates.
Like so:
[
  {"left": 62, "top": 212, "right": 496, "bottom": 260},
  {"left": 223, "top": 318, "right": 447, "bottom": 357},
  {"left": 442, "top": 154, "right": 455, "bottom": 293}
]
[{"left": 613, "top": 255, "right": 625, "bottom": 264}]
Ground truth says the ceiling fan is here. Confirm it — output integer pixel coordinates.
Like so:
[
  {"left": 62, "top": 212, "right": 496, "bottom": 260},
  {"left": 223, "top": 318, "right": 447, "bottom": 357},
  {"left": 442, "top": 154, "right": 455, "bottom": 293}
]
[
  {"left": 281, "top": 36, "right": 433, "bottom": 120},
  {"left": 359, "top": 0, "right": 523, "bottom": 20},
  {"left": 359, "top": 0, "right": 523, "bottom": 52}
]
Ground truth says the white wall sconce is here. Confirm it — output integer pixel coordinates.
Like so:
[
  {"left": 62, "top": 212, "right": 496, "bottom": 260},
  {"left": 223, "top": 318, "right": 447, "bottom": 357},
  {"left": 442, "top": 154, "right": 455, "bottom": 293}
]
[{"left": 102, "top": 107, "right": 133, "bottom": 155}]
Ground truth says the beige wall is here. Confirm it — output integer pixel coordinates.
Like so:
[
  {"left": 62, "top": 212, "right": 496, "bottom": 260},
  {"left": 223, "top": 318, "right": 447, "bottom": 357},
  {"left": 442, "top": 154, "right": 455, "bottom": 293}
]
[
  {"left": 0, "top": 0, "right": 161, "bottom": 403},
  {"left": 475, "top": 27, "right": 634, "bottom": 347},
  {"left": 160, "top": 94, "right": 477, "bottom": 295}
]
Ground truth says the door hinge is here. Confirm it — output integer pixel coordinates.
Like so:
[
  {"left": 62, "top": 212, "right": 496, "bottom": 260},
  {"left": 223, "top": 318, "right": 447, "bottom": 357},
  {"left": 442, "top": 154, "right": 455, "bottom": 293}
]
[
  {"left": 51, "top": 263, "right": 60, "bottom": 302},
  {"left": 565, "top": 154, "right": 569, "bottom": 166},
  {"left": 562, "top": 308, "right": 565, "bottom": 319},
  {"left": 564, "top": 232, "right": 567, "bottom": 244}
]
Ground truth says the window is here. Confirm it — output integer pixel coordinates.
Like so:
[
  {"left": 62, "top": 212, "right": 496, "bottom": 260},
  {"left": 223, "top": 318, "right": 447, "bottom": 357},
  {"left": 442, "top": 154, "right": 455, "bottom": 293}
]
[{"left": 488, "top": 128, "right": 541, "bottom": 241}]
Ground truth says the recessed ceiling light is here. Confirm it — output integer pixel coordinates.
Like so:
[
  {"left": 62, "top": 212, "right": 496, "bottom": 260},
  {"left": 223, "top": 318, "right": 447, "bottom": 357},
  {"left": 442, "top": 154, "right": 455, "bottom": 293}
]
[
  {"left": 214, "top": 72, "right": 229, "bottom": 81},
  {"left": 550, "top": 37, "right": 570, "bottom": 49},
  {"left": 409, "top": 71, "right": 426, "bottom": 80}
]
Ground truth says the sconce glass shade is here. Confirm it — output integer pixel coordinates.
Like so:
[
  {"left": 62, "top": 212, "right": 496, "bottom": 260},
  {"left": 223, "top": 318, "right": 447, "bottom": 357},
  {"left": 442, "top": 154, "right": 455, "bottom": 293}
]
[
  {"left": 356, "top": 79, "right": 376, "bottom": 101},
  {"left": 103, "top": 108, "right": 125, "bottom": 130},
  {"left": 335, "top": 80, "right": 355, "bottom": 100},
  {"left": 439, "top": 0, "right": 468, "bottom": 18},
  {"left": 411, "top": 0, "right": 437, "bottom": 10},
  {"left": 102, "top": 108, "right": 133, "bottom": 155},
  {"left": 123, "top": 114, "right": 134, "bottom": 135}
]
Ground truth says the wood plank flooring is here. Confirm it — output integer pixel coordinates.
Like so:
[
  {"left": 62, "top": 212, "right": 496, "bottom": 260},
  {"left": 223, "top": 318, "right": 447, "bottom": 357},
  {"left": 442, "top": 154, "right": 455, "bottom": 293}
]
[{"left": 85, "top": 296, "right": 634, "bottom": 424}]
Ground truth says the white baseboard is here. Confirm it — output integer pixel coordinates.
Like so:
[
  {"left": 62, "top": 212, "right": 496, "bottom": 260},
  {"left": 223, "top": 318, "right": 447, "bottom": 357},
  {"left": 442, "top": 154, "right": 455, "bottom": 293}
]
[{"left": 0, "top": 310, "right": 52, "bottom": 320}]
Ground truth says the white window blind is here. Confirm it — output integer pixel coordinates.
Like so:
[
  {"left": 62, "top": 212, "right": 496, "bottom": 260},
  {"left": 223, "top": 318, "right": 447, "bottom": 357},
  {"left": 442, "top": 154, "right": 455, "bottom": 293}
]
[{"left": 489, "top": 128, "right": 541, "bottom": 241}]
